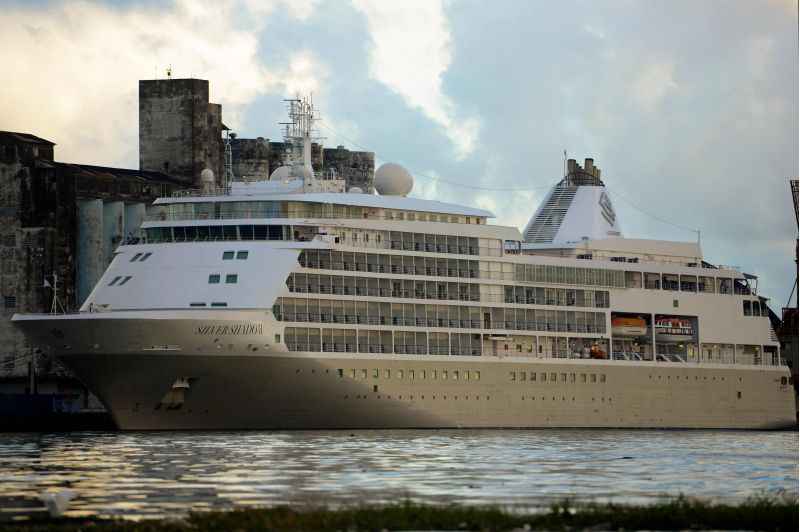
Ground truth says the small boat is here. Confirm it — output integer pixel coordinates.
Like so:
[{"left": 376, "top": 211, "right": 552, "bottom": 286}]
[
  {"left": 654, "top": 317, "right": 694, "bottom": 342},
  {"left": 611, "top": 316, "right": 648, "bottom": 337}
]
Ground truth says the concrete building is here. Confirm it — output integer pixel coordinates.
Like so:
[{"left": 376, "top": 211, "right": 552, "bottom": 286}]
[
  {"left": 0, "top": 131, "right": 183, "bottom": 398},
  {"left": 139, "top": 78, "right": 224, "bottom": 187},
  {"left": 229, "top": 136, "right": 374, "bottom": 191}
]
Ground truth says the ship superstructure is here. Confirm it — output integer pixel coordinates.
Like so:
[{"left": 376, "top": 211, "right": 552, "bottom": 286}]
[{"left": 12, "top": 99, "right": 795, "bottom": 430}]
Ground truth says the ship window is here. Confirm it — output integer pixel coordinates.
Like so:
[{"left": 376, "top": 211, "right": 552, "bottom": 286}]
[
  {"left": 108, "top": 276, "right": 122, "bottom": 286},
  {"left": 223, "top": 251, "right": 235, "bottom": 260},
  {"left": 208, "top": 274, "right": 221, "bottom": 284},
  {"left": 210, "top": 302, "right": 227, "bottom": 307},
  {"left": 130, "top": 253, "right": 142, "bottom": 262},
  {"left": 189, "top": 302, "right": 206, "bottom": 307},
  {"left": 118, "top": 276, "right": 133, "bottom": 286},
  {"left": 225, "top": 274, "right": 238, "bottom": 284},
  {"left": 140, "top": 252, "right": 152, "bottom": 261},
  {"left": 236, "top": 251, "right": 248, "bottom": 260}
]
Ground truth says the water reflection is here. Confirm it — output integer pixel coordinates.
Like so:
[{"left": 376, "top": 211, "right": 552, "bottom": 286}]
[{"left": 0, "top": 430, "right": 796, "bottom": 519}]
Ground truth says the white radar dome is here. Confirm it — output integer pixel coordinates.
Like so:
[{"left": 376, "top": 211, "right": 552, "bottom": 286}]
[
  {"left": 269, "top": 166, "right": 291, "bottom": 181},
  {"left": 200, "top": 168, "right": 215, "bottom": 183},
  {"left": 348, "top": 187, "right": 364, "bottom": 194},
  {"left": 374, "top": 163, "right": 413, "bottom": 196}
]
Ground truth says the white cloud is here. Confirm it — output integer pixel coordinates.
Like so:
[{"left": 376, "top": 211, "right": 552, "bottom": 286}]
[
  {"left": 0, "top": 0, "right": 320, "bottom": 167},
  {"left": 351, "top": 0, "right": 480, "bottom": 159},
  {"left": 631, "top": 61, "right": 678, "bottom": 112}
]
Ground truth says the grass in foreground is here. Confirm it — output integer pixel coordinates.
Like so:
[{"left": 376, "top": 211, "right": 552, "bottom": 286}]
[{"left": 4, "top": 496, "right": 797, "bottom": 531}]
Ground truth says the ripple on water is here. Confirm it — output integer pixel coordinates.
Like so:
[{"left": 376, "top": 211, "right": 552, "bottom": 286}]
[{"left": 0, "top": 429, "right": 796, "bottom": 519}]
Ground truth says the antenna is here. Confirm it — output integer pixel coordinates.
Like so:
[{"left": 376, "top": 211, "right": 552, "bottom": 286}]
[{"left": 44, "top": 273, "right": 65, "bottom": 314}]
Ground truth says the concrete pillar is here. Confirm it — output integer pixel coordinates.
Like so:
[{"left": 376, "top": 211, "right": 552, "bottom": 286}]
[
  {"left": 77, "top": 199, "right": 104, "bottom": 306},
  {"left": 103, "top": 201, "right": 124, "bottom": 267},
  {"left": 124, "top": 203, "right": 147, "bottom": 240}
]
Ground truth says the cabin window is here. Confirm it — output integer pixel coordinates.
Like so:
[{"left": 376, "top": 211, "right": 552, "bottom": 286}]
[
  {"left": 189, "top": 302, "right": 206, "bottom": 307},
  {"left": 210, "top": 302, "right": 227, "bottom": 307},
  {"left": 236, "top": 251, "right": 249, "bottom": 260},
  {"left": 223, "top": 251, "right": 235, "bottom": 260},
  {"left": 208, "top": 274, "right": 221, "bottom": 284},
  {"left": 118, "top": 276, "right": 132, "bottom": 286},
  {"left": 130, "top": 253, "right": 142, "bottom": 262},
  {"left": 108, "top": 276, "right": 122, "bottom": 286},
  {"left": 140, "top": 252, "right": 152, "bottom": 261},
  {"left": 225, "top": 274, "right": 238, "bottom": 284}
]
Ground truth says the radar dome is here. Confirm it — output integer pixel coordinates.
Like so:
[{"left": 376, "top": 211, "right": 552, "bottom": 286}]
[
  {"left": 200, "top": 168, "right": 215, "bottom": 183},
  {"left": 348, "top": 187, "right": 364, "bottom": 194},
  {"left": 269, "top": 166, "right": 291, "bottom": 181},
  {"left": 375, "top": 163, "right": 413, "bottom": 196}
]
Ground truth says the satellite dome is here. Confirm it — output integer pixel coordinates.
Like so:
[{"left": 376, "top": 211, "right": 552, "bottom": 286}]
[
  {"left": 375, "top": 163, "right": 413, "bottom": 196},
  {"left": 200, "top": 168, "right": 215, "bottom": 183},
  {"left": 348, "top": 187, "right": 364, "bottom": 194},
  {"left": 269, "top": 166, "right": 291, "bottom": 181}
]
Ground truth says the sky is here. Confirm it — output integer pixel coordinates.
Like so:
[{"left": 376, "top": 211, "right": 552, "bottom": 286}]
[{"left": 0, "top": 0, "right": 797, "bottom": 307}]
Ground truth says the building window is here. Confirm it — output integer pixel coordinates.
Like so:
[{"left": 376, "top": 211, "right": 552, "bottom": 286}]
[
  {"left": 223, "top": 251, "right": 235, "bottom": 260},
  {"left": 130, "top": 253, "right": 142, "bottom": 262},
  {"left": 108, "top": 276, "right": 122, "bottom": 286},
  {"left": 236, "top": 251, "right": 249, "bottom": 260},
  {"left": 118, "top": 276, "right": 132, "bottom": 286},
  {"left": 208, "top": 274, "right": 221, "bottom": 284},
  {"left": 275, "top": 334, "right": 280, "bottom": 343},
  {"left": 3, "top": 295, "right": 16, "bottom": 309},
  {"left": 210, "top": 302, "right": 228, "bottom": 307},
  {"left": 673, "top": 299, "right": 679, "bottom": 308},
  {"left": 225, "top": 274, "right": 238, "bottom": 284}
]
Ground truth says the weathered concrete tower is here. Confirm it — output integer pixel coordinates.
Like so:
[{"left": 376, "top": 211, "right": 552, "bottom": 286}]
[{"left": 139, "top": 78, "right": 223, "bottom": 187}]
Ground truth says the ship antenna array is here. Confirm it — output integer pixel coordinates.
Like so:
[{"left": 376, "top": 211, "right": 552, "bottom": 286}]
[{"left": 43, "top": 273, "right": 65, "bottom": 314}]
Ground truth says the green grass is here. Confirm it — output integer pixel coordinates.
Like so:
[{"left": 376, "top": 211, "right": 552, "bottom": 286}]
[{"left": 4, "top": 495, "right": 797, "bottom": 531}]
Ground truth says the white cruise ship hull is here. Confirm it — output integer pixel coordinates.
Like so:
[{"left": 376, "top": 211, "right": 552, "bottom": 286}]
[{"left": 13, "top": 311, "right": 796, "bottom": 430}]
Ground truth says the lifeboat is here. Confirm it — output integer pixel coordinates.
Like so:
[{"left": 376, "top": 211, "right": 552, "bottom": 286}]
[
  {"left": 611, "top": 316, "right": 648, "bottom": 337},
  {"left": 654, "top": 317, "right": 693, "bottom": 342}
]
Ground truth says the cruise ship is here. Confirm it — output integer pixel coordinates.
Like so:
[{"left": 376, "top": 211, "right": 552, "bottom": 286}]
[{"left": 12, "top": 99, "right": 795, "bottom": 430}]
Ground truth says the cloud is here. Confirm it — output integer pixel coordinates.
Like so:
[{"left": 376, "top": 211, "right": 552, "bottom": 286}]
[
  {"left": 631, "top": 61, "right": 678, "bottom": 112},
  {"left": 351, "top": 0, "right": 480, "bottom": 159},
  {"left": 0, "top": 0, "right": 320, "bottom": 167}
]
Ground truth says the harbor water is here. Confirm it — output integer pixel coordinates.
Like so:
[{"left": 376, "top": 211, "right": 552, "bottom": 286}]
[{"left": 0, "top": 429, "right": 796, "bottom": 520}]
